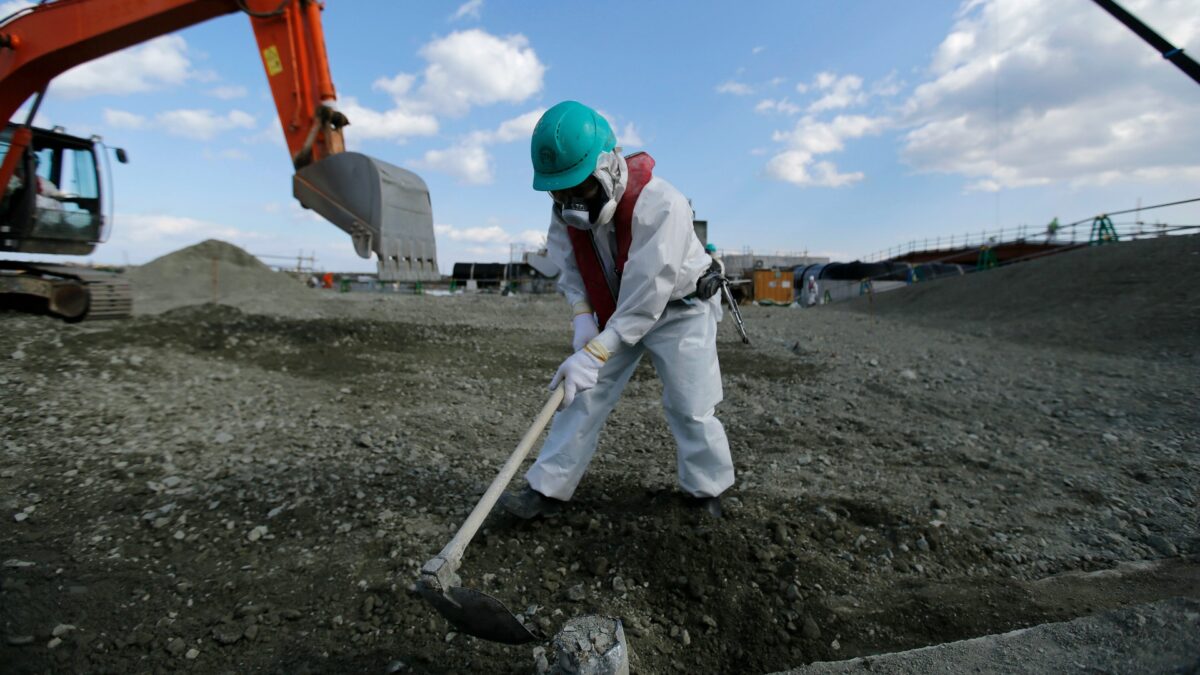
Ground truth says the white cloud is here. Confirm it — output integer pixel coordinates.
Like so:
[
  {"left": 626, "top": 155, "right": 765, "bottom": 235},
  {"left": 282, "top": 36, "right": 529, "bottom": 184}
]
[
  {"left": 435, "top": 223, "right": 508, "bottom": 243},
  {"left": 716, "top": 80, "right": 754, "bottom": 96},
  {"left": 899, "top": 0, "right": 1200, "bottom": 190},
  {"left": 104, "top": 109, "right": 147, "bottom": 129},
  {"left": 418, "top": 108, "right": 545, "bottom": 184},
  {"left": 156, "top": 109, "right": 255, "bottom": 140},
  {"left": 0, "top": 1, "right": 33, "bottom": 17},
  {"left": 619, "top": 122, "right": 644, "bottom": 148},
  {"left": 208, "top": 85, "right": 247, "bottom": 100},
  {"left": 337, "top": 96, "right": 438, "bottom": 141},
  {"left": 450, "top": 0, "right": 483, "bottom": 21},
  {"left": 765, "top": 115, "right": 888, "bottom": 187},
  {"left": 755, "top": 98, "right": 801, "bottom": 115},
  {"left": 117, "top": 213, "right": 260, "bottom": 244},
  {"left": 53, "top": 36, "right": 192, "bottom": 98},
  {"left": 807, "top": 73, "right": 867, "bottom": 112},
  {"left": 104, "top": 106, "right": 257, "bottom": 143},
  {"left": 420, "top": 144, "right": 493, "bottom": 184},
  {"left": 416, "top": 30, "right": 545, "bottom": 116},
  {"left": 752, "top": 46, "right": 767, "bottom": 55},
  {"left": 341, "top": 29, "right": 543, "bottom": 142},
  {"left": 203, "top": 148, "right": 252, "bottom": 161}
]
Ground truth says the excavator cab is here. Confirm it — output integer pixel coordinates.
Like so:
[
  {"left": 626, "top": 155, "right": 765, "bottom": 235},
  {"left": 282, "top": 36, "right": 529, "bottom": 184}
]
[{"left": 0, "top": 123, "right": 120, "bottom": 256}]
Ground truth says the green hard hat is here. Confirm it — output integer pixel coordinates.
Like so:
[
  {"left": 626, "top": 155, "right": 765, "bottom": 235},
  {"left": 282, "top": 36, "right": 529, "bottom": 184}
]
[
  {"left": 530, "top": 101, "right": 616, "bottom": 191},
  {"left": 705, "top": 243, "right": 717, "bottom": 253}
]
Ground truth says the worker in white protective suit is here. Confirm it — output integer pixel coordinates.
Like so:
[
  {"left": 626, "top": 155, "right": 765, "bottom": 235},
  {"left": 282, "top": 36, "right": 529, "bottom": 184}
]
[{"left": 500, "top": 101, "right": 733, "bottom": 519}]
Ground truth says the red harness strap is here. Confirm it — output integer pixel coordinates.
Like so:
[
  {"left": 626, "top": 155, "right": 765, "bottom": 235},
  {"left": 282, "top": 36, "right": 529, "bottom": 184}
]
[{"left": 566, "top": 152, "right": 655, "bottom": 329}]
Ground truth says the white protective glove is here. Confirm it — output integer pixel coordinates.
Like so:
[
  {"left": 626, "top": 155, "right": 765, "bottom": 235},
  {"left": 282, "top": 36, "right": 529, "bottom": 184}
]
[
  {"left": 549, "top": 349, "right": 604, "bottom": 409},
  {"left": 571, "top": 313, "right": 599, "bottom": 351}
]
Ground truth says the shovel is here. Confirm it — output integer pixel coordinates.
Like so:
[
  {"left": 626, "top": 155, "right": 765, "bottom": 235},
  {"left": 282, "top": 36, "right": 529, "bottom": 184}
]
[{"left": 417, "top": 384, "right": 565, "bottom": 644}]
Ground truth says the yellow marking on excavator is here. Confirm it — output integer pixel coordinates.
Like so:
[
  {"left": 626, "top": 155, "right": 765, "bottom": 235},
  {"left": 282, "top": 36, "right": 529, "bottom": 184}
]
[{"left": 263, "top": 45, "right": 283, "bottom": 76}]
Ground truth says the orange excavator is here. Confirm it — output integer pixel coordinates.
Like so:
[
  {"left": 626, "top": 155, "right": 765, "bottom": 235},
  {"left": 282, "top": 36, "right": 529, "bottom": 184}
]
[{"left": 0, "top": 0, "right": 439, "bottom": 321}]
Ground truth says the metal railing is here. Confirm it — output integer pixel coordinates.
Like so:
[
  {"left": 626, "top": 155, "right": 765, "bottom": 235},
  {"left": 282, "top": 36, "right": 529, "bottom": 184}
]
[{"left": 862, "top": 197, "right": 1200, "bottom": 262}]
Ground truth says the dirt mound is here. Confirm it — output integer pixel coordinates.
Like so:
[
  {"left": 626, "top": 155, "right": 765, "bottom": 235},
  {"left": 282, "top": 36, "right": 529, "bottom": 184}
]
[
  {"left": 840, "top": 234, "right": 1200, "bottom": 356},
  {"left": 126, "top": 239, "right": 318, "bottom": 316}
]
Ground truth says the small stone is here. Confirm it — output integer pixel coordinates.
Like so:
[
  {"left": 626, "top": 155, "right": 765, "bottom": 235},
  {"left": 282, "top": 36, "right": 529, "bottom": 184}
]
[
  {"left": 899, "top": 369, "right": 918, "bottom": 381},
  {"left": 51, "top": 624, "right": 75, "bottom": 638},
  {"left": 280, "top": 609, "right": 302, "bottom": 621},
  {"left": 1102, "top": 432, "right": 1118, "bottom": 445},
  {"left": 802, "top": 617, "right": 821, "bottom": 640},
  {"left": 166, "top": 637, "right": 186, "bottom": 656},
  {"left": 247, "top": 525, "right": 268, "bottom": 542},
  {"left": 13, "top": 513, "right": 28, "bottom": 523},
  {"left": 567, "top": 584, "right": 586, "bottom": 602},
  {"left": 916, "top": 536, "right": 930, "bottom": 552},
  {"left": 47, "top": 637, "right": 62, "bottom": 649},
  {"left": 185, "top": 648, "right": 200, "bottom": 660},
  {"left": 701, "top": 614, "right": 717, "bottom": 628},
  {"left": 588, "top": 556, "right": 610, "bottom": 577},
  {"left": 612, "top": 576, "right": 628, "bottom": 593},
  {"left": 868, "top": 358, "right": 879, "bottom": 367},
  {"left": 243, "top": 624, "right": 259, "bottom": 641},
  {"left": 212, "top": 626, "right": 241, "bottom": 645},
  {"left": 162, "top": 476, "right": 182, "bottom": 488},
  {"left": 386, "top": 659, "right": 408, "bottom": 673},
  {"left": 214, "top": 432, "right": 233, "bottom": 444},
  {"left": 831, "top": 638, "right": 841, "bottom": 651},
  {"left": 680, "top": 629, "right": 691, "bottom": 646},
  {"left": 7, "top": 635, "right": 34, "bottom": 646}
]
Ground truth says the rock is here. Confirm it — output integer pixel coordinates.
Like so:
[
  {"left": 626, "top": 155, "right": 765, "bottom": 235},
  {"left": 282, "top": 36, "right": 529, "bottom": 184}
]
[
  {"left": 612, "top": 576, "right": 627, "bottom": 593},
  {"left": 680, "top": 629, "right": 691, "bottom": 646},
  {"left": 701, "top": 614, "right": 718, "bottom": 629},
  {"left": 51, "top": 624, "right": 75, "bottom": 638},
  {"left": 214, "top": 431, "right": 233, "bottom": 444},
  {"left": 212, "top": 626, "right": 241, "bottom": 645},
  {"left": 567, "top": 584, "right": 587, "bottom": 602},
  {"left": 1102, "top": 432, "right": 1118, "bottom": 445},
  {"left": 547, "top": 616, "right": 628, "bottom": 675},
  {"left": 589, "top": 556, "right": 610, "bottom": 577},
  {"left": 13, "top": 513, "right": 28, "bottom": 523},
  {"left": 280, "top": 609, "right": 302, "bottom": 621},
  {"left": 1147, "top": 535, "right": 1178, "bottom": 556},
  {"left": 899, "top": 369, "right": 918, "bottom": 381},
  {"left": 244, "top": 624, "right": 259, "bottom": 641},
  {"left": 166, "top": 637, "right": 186, "bottom": 656},
  {"left": 162, "top": 476, "right": 182, "bottom": 488},
  {"left": 47, "top": 637, "right": 62, "bottom": 649},
  {"left": 916, "top": 536, "right": 930, "bottom": 552},
  {"left": 10, "top": 350, "right": 25, "bottom": 360},
  {"left": 247, "top": 525, "right": 268, "bottom": 542},
  {"left": 7, "top": 635, "right": 34, "bottom": 646},
  {"left": 186, "top": 648, "right": 200, "bottom": 660},
  {"left": 802, "top": 617, "right": 821, "bottom": 640}
]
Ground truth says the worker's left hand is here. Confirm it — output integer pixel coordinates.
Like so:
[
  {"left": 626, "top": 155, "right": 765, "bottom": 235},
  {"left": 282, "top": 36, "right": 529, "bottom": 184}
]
[
  {"left": 550, "top": 349, "right": 603, "bottom": 409},
  {"left": 571, "top": 313, "right": 599, "bottom": 351},
  {"left": 694, "top": 261, "right": 724, "bottom": 300}
]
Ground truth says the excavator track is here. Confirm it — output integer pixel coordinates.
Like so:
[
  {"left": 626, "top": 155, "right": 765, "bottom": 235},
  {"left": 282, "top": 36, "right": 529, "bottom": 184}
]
[{"left": 0, "top": 261, "right": 132, "bottom": 322}]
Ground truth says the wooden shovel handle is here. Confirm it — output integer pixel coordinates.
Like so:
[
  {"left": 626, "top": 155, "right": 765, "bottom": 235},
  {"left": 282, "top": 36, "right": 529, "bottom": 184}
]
[{"left": 432, "top": 384, "right": 565, "bottom": 569}]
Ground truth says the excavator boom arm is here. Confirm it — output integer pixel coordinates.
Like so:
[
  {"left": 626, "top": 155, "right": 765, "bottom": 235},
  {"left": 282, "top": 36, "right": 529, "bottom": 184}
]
[{"left": 0, "top": 0, "right": 438, "bottom": 281}]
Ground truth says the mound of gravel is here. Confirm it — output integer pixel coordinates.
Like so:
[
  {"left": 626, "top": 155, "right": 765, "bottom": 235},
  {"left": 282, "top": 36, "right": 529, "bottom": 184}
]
[
  {"left": 127, "top": 239, "right": 318, "bottom": 316},
  {"left": 840, "top": 234, "right": 1200, "bottom": 356}
]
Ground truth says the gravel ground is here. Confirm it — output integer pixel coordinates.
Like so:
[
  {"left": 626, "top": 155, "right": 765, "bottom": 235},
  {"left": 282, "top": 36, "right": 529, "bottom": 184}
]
[{"left": 1, "top": 236, "right": 1197, "bottom": 673}]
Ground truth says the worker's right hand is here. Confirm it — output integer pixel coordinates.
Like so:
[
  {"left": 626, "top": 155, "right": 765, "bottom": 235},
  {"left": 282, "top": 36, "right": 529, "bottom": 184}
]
[
  {"left": 571, "top": 313, "right": 599, "bottom": 351},
  {"left": 549, "top": 349, "right": 604, "bottom": 409}
]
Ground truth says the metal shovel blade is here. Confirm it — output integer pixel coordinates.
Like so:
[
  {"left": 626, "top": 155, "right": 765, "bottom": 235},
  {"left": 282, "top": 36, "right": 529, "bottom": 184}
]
[{"left": 416, "top": 580, "right": 541, "bottom": 645}]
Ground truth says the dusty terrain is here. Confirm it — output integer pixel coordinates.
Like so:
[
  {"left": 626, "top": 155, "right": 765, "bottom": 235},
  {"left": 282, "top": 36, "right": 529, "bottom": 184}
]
[{"left": 1, "top": 236, "right": 1198, "bottom": 673}]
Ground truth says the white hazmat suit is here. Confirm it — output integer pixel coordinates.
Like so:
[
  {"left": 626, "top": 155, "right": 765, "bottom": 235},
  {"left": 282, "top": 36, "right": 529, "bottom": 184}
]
[{"left": 525, "top": 152, "right": 735, "bottom": 500}]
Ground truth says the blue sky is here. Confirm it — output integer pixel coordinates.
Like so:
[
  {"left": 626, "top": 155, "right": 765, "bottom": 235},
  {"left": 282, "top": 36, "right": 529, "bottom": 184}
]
[{"left": 7, "top": 0, "right": 1199, "bottom": 273}]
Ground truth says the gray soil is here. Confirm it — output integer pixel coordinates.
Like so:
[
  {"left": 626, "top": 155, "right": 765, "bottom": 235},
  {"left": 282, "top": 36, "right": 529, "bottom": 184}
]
[{"left": 1, "top": 235, "right": 1197, "bottom": 673}]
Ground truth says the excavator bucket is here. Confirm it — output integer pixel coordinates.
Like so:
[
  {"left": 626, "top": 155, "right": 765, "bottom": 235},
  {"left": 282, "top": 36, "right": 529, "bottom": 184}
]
[{"left": 293, "top": 152, "right": 439, "bottom": 281}]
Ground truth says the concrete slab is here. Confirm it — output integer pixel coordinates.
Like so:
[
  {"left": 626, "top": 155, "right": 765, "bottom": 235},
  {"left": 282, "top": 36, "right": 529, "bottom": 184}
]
[{"left": 776, "top": 597, "right": 1200, "bottom": 674}]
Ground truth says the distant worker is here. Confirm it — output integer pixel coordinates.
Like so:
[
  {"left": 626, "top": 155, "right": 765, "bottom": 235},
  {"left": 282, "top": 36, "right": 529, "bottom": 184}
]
[
  {"left": 321, "top": 271, "right": 334, "bottom": 289},
  {"left": 501, "top": 101, "right": 733, "bottom": 519},
  {"left": 806, "top": 274, "right": 818, "bottom": 307}
]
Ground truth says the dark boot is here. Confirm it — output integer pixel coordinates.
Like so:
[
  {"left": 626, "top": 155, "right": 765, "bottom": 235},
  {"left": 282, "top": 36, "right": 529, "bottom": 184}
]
[
  {"left": 499, "top": 486, "right": 564, "bottom": 520},
  {"left": 689, "top": 496, "right": 722, "bottom": 519}
]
